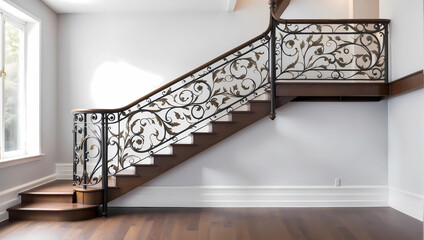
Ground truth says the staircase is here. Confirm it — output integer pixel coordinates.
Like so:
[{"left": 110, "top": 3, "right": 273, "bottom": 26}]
[
  {"left": 7, "top": 0, "right": 391, "bottom": 221},
  {"left": 7, "top": 96, "right": 294, "bottom": 221}
]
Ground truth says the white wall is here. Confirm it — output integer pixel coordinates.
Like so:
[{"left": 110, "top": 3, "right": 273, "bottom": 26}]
[
  {"left": 282, "top": 0, "right": 351, "bottom": 19},
  {"left": 136, "top": 101, "right": 388, "bottom": 187},
  {"left": 380, "top": 0, "right": 424, "bottom": 221},
  {"left": 56, "top": 0, "right": 388, "bottom": 207},
  {"left": 282, "top": 0, "right": 379, "bottom": 19},
  {"left": 353, "top": 0, "right": 379, "bottom": 18},
  {"left": 0, "top": 0, "right": 57, "bottom": 191}
]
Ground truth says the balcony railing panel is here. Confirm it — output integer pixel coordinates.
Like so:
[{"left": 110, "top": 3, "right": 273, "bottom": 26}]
[{"left": 275, "top": 21, "right": 388, "bottom": 82}]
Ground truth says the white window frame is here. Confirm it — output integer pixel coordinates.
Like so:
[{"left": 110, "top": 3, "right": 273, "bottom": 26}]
[
  {"left": 0, "top": 12, "right": 26, "bottom": 159},
  {"left": 0, "top": 0, "right": 41, "bottom": 167}
]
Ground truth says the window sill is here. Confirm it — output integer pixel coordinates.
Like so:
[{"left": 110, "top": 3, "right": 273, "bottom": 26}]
[{"left": 0, "top": 154, "right": 44, "bottom": 169}]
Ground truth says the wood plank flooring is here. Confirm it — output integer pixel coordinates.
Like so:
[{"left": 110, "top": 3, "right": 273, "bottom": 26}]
[{"left": 0, "top": 207, "right": 422, "bottom": 240}]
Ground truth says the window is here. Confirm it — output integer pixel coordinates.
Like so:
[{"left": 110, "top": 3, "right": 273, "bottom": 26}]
[
  {"left": 0, "top": 14, "right": 25, "bottom": 158},
  {"left": 0, "top": 1, "right": 41, "bottom": 166}
]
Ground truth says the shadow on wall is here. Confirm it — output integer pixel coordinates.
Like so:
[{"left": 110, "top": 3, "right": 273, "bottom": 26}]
[{"left": 90, "top": 60, "right": 164, "bottom": 108}]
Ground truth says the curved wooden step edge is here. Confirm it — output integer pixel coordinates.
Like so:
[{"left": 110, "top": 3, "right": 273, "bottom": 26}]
[
  {"left": 73, "top": 186, "right": 104, "bottom": 205},
  {"left": 8, "top": 203, "right": 98, "bottom": 221}
]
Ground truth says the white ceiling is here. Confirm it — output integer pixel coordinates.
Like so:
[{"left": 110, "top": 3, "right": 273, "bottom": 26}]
[{"left": 41, "top": 0, "right": 238, "bottom": 13}]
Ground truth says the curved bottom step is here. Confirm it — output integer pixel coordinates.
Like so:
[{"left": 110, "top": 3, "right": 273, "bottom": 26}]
[{"left": 8, "top": 203, "right": 98, "bottom": 221}]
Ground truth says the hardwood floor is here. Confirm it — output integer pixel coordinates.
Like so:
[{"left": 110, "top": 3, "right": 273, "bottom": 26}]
[{"left": 0, "top": 207, "right": 421, "bottom": 240}]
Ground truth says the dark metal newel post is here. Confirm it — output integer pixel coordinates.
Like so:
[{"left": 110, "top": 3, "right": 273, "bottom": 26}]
[
  {"left": 83, "top": 113, "right": 88, "bottom": 189},
  {"left": 101, "top": 113, "right": 109, "bottom": 217},
  {"left": 72, "top": 122, "right": 77, "bottom": 186},
  {"left": 269, "top": 14, "right": 277, "bottom": 120},
  {"left": 384, "top": 23, "right": 389, "bottom": 83}
]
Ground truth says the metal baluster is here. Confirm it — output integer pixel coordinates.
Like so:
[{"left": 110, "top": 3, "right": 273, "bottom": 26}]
[
  {"left": 269, "top": 14, "right": 277, "bottom": 120},
  {"left": 101, "top": 113, "right": 109, "bottom": 217},
  {"left": 83, "top": 113, "right": 87, "bottom": 189},
  {"left": 72, "top": 118, "right": 77, "bottom": 186},
  {"left": 384, "top": 23, "right": 389, "bottom": 83}
]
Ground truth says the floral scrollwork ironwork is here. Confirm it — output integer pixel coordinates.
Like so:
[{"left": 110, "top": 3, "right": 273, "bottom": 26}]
[
  {"left": 73, "top": 35, "right": 270, "bottom": 183},
  {"left": 276, "top": 22, "right": 388, "bottom": 81},
  {"left": 73, "top": 113, "right": 104, "bottom": 187}
]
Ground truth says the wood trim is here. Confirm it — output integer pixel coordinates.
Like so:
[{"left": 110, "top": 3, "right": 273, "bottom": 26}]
[
  {"left": 276, "top": 82, "right": 389, "bottom": 97},
  {"left": 8, "top": 203, "right": 98, "bottom": 221},
  {"left": 274, "top": 18, "right": 390, "bottom": 24},
  {"left": 389, "top": 70, "right": 424, "bottom": 97},
  {"left": 292, "top": 96, "right": 383, "bottom": 102}
]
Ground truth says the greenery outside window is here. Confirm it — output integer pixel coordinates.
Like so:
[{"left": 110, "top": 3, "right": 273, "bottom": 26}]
[
  {"left": 0, "top": 1, "right": 41, "bottom": 167},
  {"left": 0, "top": 13, "right": 25, "bottom": 158}
]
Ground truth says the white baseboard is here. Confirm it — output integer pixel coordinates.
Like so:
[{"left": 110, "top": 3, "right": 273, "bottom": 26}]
[
  {"left": 109, "top": 186, "right": 389, "bottom": 208},
  {"left": 2, "top": 166, "right": 420, "bottom": 222},
  {"left": 0, "top": 174, "right": 56, "bottom": 222},
  {"left": 389, "top": 187, "right": 424, "bottom": 221},
  {"left": 57, "top": 163, "right": 388, "bottom": 208},
  {"left": 55, "top": 163, "right": 73, "bottom": 180}
]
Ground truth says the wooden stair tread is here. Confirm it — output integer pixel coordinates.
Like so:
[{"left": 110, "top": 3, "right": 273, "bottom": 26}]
[
  {"left": 8, "top": 203, "right": 98, "bottom": 212},
  {"left": 231, "top": 111, "right": 254, "bottom": 114},
  {"left": 249, "top": 100, "right": 271, "bottom": 103},
  {"left": 115, "top": 173, "right": 139, "bottom": 177},
  {"left": 135, "top": 163, "right": 160, "bottom": 167},
  {"left": 152, "top": 154, "right": 177, "bottom": 157},
  {"left": 20, "top": 180, "right": 74, "bottom": 195},
  {"left": 8, "top": 203, "right": 99, "bottom": 221},
  {"left": 20, "top": 192, "right": 73, "bottom": 196},
  {"left": 191, "top": 132, "right": 216, "bottom": 135},
  {"left": 171, "top": 143, "right": 198, "bottom": 147}
]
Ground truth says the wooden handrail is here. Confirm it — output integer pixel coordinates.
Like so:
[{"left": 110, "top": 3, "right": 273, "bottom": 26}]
[{"left": 274, "top": 18, "right": 390, "bottom": 24}]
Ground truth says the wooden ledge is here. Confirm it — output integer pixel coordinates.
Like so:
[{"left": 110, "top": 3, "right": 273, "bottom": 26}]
[
  {"left": 276, "top": 82, "right": 389, "bottom": 97},
  {"left": 389, "top": 70, "right": 424, "bottom": 97}
]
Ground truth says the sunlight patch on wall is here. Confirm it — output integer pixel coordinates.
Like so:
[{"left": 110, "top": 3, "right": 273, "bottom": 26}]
[{"left": 90, "top": 61, "right": 164, "bottom": 109}]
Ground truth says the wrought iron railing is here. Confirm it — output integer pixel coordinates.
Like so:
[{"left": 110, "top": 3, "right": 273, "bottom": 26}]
[
  {"left": 72, "top": 1, "right": 389, "bottom": 216},
  {"left": 275, "top": 19, "right": 388, "bottom": 81},
  {"left": 73, "top": 26, "right": 271, "bottom": 215}
]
